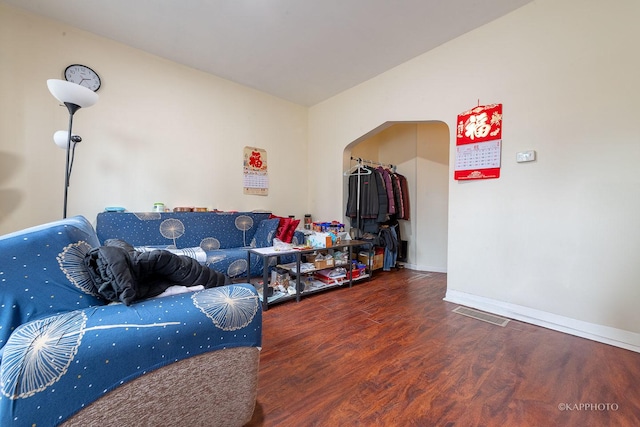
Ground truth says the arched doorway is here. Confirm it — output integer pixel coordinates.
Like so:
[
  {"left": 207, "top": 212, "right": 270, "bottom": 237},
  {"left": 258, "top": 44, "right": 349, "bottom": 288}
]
[{"left": 343, "top": 121, "right": 449, "bottom": 272}]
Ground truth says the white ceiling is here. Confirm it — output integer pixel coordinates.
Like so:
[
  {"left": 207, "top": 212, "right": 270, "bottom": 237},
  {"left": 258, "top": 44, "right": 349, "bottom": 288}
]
[{"left": 3, "top": 0, "right": 532, "bottom": 106}]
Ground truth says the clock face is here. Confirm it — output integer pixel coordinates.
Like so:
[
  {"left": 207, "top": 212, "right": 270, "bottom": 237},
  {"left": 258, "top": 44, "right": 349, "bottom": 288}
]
[{"left": 64, "top": 64, "right": 101, "bottom": 92}]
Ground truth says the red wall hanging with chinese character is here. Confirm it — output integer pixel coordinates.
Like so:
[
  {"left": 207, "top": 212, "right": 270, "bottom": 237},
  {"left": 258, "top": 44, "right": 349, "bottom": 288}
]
[
  {"left": 243, "top": 146, "right": 269, "bottom": 195},
  {"left": 454, "top": 103, "right": 502, "bottom": 180}
]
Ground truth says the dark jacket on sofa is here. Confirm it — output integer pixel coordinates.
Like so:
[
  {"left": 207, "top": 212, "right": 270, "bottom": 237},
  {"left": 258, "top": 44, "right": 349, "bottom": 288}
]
[{"left": 84, "top": 239, "right": 228, "bottom": 305}]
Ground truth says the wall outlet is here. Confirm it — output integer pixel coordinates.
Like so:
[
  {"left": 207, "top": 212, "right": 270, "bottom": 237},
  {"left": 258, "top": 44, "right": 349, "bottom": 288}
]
[{"left": 516, "top": 150, "right": 536, "bottom": 163}]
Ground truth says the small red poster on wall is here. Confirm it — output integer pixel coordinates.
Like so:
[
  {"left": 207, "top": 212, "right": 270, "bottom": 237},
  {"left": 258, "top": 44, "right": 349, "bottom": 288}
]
[
  {"left": 454, "top": 103, "right": 502, "bottom": 180},
  {"left": 243, "top": 146, "right": 269, "bottom": 195}
]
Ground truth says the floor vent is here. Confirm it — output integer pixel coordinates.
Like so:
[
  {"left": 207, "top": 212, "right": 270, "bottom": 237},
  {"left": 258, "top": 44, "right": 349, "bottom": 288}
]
[{"left": 452, "top": 306, "right": 510, "bottom": 327}]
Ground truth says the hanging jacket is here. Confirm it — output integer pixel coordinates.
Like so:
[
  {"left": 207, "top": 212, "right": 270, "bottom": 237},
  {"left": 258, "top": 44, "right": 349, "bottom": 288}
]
[
  {"left": 390, "top": 173, "right": 404, "bottom": 219},
  {"left": 346, "top": 167, "right": 379, "bottom": 220},
  {"left": 377, "top": 166, "right": 396, "bottom": 215},
  {"left": 378, "top": 226, "right": 398, "bottom": 252},
  {"left": 373, "top": 168, "right": 389, "bottom": 223},
  {"left": 397, "top": 173, "right": 411, "bottom": 220}
]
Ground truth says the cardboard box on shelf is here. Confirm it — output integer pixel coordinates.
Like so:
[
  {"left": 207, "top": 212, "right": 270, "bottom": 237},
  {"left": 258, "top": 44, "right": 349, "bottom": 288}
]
[
  {"left": 308, "top": 232, "right": 332, "bottom": 248},
  {"left": 314, "top": 258, "right": 334, "bottom": 270},
  {"left": 358, "top": 251, "right": 384, "bottom": 270}
]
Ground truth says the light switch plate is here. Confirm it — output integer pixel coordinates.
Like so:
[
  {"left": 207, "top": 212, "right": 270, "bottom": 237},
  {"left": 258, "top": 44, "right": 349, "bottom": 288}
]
[{"left": 516, "top": 150, "right": 536, "bottom": 163}]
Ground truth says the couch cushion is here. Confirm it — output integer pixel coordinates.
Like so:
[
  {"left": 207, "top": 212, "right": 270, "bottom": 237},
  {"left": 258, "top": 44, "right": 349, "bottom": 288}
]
[
  {"left": 250, "top": 218, "right": 280, "bottom": 248},
  {"left": 205, "top": 247, "right": 279, "bottom": 278},
  {"left": 0, "top": 216, "right": 104, "bottom": 351}
]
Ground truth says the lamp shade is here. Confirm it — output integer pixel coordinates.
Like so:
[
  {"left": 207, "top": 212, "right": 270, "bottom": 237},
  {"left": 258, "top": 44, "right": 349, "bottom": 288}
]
[
  {"left": 53, "top": 130, "right": 82, "bottom": 149},
  {"left": 47, "top": 79, "right": 98, "bottom": 108}
]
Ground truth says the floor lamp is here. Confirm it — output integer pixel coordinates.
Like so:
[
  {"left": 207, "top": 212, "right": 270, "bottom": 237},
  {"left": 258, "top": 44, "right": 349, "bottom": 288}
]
[{"left": 47, "top": 79, "right": 98, "bottom": 218}]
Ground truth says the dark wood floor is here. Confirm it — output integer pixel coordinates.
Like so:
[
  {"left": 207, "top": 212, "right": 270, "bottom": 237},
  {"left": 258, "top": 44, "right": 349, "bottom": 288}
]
[{"left": 246, "top": 269, "right": 640, "bottom": 427}]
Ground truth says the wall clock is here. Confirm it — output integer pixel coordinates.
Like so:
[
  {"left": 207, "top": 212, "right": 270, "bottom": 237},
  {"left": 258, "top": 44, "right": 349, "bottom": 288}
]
[{"left": 64, "top": 64, "right": 101, "bottom": 92}]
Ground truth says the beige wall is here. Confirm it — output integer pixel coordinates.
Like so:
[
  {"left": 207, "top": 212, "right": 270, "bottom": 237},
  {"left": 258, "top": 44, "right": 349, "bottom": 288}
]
[
  {"left": 310, "top": 0, "right": 640, "bottom": 349},
  {"left": 0, "top": 5, "right": 308, "bottom": 233}
]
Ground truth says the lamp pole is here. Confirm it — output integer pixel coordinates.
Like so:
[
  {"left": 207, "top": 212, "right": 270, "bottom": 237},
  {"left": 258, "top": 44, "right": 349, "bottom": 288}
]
[{"left": 62, "top": 102, "right": 81, "bottom": 218}]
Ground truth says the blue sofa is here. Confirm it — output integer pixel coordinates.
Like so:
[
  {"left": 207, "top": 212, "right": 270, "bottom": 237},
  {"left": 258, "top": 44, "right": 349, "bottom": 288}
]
[
  {"left": 0, "top": 216, "right": 262, "bottom": 427},
  {"left": 96, "top": 211, "right": 302, "bottom": 278}
]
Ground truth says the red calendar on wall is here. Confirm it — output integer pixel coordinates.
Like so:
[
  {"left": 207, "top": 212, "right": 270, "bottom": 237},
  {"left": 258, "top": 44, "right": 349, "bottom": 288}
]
[{"left": 454, "top": 103, "right": 502, "bottom": 180}]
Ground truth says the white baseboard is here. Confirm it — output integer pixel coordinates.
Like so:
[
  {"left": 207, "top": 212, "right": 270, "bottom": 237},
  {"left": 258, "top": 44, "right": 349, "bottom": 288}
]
[
  {"left": 444, "top": 289, "right": 640, "bottom": 353},
  {"left": 403, "top": 263, "right": 447, "bottom": 273}
]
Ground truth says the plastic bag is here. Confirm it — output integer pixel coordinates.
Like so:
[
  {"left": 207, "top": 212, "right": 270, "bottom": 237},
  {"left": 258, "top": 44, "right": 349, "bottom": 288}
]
[{"left": 273, "top": 238, "right": 294, "bottom": 251}]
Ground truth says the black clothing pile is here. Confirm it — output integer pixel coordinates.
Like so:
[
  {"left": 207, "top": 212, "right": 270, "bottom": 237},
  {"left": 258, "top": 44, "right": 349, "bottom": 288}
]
[{"left": 84, "top": 239, "right": 228, "bottom": 305}]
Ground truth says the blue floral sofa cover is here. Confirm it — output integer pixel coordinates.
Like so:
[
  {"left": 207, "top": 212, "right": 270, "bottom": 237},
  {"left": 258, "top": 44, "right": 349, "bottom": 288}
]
[
  {"left": 96, "top": 211, "right": 301, "bottom": 278},
  {"left": 0, "top": 216, "right": 262, "bottom": 426}
]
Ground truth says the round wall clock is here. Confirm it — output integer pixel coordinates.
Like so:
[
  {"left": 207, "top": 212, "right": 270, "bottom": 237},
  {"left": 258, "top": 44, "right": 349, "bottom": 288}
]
[{"left": 64, "top": 64, "right": 101, "bottom": 92}]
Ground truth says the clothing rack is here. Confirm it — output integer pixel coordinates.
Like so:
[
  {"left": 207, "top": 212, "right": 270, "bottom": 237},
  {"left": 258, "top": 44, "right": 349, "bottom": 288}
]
[
  {"left": 344, "top": 158, "right": 407, "bottom": 269},
  {"left": 349, "top": 156, "right": 396, "bottom": 172}
]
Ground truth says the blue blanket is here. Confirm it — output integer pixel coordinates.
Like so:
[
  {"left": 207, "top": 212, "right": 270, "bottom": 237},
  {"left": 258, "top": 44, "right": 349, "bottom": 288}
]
[{"left": 0, "top": 285, "right": 262, "bottom": 427}]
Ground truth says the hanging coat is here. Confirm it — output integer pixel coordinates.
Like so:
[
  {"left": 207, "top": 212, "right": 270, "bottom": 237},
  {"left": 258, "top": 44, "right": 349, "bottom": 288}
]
[
  {"left": 346, "top": 167, "right": 379, "bottom": 220},
  {"left": 377, "top": 166, "right": 396, "bottom": 215},
  {"left": 397, "top": 173, "right": 411, "bottom": 220}
]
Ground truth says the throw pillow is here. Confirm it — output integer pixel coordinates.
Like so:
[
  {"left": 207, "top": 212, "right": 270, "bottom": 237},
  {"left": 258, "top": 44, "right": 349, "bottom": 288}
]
[
  {"left": 274, "top": 216, "right": 291, "bottom": 241},
  {"left": 252, "top": 218, "right": 280, "bottom": 247},
  {"left": 282, "top": 219, "right": 300, "bottom": 243},
  {"left": 269, "top": 215, "right": 300, "bottom": 243}
]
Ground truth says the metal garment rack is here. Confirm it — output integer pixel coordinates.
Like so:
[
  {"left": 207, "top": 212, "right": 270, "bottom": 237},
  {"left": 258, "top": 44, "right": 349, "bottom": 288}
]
[{"left": 348, "top": 156, "right": 396, "bottom": 172}]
